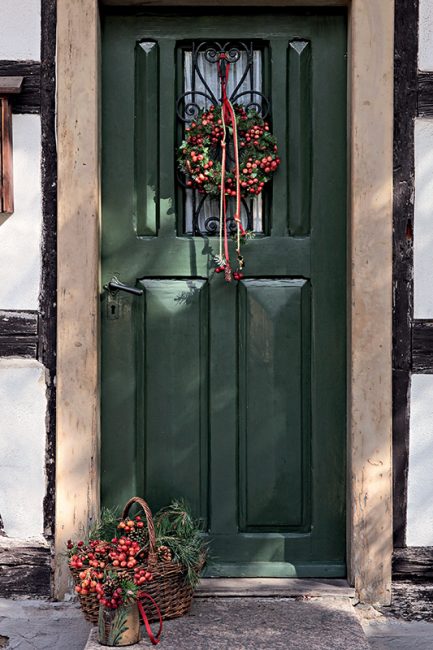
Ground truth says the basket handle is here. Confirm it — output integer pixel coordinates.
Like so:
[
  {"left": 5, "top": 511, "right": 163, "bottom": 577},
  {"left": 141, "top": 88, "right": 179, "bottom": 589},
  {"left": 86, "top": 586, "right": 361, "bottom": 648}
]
[{"left": 122, "top": 496, "right": 157, "bottom": 560}]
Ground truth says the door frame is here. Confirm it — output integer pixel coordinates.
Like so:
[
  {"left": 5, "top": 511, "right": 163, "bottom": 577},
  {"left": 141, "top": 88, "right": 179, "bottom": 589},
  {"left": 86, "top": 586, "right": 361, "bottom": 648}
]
[{"left": 55, "top": 0, "right": 394, "bottom": 605}]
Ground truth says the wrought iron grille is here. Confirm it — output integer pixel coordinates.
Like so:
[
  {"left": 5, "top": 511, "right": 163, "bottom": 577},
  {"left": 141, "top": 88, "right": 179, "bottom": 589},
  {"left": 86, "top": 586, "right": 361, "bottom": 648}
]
[{"left": 177, "top": 41, "right": 269, "bottom": 236}]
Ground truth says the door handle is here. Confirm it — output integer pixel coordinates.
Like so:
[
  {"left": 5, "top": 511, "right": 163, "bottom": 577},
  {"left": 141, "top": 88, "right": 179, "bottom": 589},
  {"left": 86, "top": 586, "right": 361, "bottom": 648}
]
[{"left": 105, "top": 277, "right": 143, "bottom": 296}]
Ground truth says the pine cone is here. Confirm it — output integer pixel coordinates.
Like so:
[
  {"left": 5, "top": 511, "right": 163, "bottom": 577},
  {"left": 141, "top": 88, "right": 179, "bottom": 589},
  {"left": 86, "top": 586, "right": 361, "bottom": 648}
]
[{"left": 158, "top": 545, "right": 172, "bottom": 562}]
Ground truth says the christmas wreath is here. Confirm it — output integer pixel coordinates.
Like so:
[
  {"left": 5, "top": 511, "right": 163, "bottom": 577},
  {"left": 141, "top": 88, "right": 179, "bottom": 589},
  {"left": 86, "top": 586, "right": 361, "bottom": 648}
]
[
  {"left": 177, "top": 56, "right": 281, "bottom": 282},
  {"left": 177, "top": 104, "right": 280, "bottom": 199}
]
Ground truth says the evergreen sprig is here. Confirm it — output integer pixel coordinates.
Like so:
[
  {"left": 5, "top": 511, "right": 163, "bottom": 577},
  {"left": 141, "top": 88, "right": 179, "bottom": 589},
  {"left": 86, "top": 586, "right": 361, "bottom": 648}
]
[
  {"left": 89, "top": 506, "right": 120, "bottom": 541},
  {"left": 153, "top": 499, "right": 207, "bottom": 588}
]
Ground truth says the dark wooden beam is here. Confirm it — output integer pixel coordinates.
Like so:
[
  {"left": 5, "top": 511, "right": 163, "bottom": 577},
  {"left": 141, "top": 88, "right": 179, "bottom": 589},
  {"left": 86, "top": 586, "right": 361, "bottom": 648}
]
[
  {"left": 0, "top": 311, "right": 39, "bottom": 358},
  {"left": 393, "top": 0, "right": 418, "bottom": 548},
  {"left": 0, "top": 542, "right": 51, "bottom": 597},
  {"left": 0, "top": 62, "right": 40, "bottom": 114},
  {"left": 40, "top": 0, "right": 57, "bottom": 551},
  {"left": 393, "top": 547, "right": 433, "bottom": 580},
  {"left": 418, "top": 72, "right": 433, "bottom": 117},
  {"left": 0, "top": 310, "right": 38, "bottom": 335},
  {"left": 0, "top": 337, "right": 38, "bottom": 357},
  {"left": 412, "top": 321, "right": 433, "bottom": 372}
]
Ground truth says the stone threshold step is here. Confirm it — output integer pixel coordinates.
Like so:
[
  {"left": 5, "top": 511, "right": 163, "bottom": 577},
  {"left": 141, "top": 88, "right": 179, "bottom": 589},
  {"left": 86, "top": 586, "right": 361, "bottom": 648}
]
[
  {"left": 196, "top": 577, "right": 355, "bottom": 598},
  {"left": 84, "top": 595, "right": 368, "bottom": 650}
]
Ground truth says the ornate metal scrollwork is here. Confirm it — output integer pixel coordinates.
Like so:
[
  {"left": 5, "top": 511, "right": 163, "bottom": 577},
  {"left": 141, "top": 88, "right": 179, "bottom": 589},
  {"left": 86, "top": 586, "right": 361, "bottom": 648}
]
[
  {"left": 177, "top": 40, "right": 268, "bottom": 235},
  {"left": 177, "top": 41, "right": 269, "bottom": 123}
]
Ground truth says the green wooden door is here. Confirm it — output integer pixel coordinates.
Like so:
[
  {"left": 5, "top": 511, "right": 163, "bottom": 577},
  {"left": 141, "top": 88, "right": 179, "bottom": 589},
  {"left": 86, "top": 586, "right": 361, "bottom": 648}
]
[{"left": 101, "top": 10, "right": 347, "bottom": 577}]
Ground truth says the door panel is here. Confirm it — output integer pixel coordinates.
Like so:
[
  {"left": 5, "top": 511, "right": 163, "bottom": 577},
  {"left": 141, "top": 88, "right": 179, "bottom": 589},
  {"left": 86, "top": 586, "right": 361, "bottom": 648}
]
[
  {"left": 138, "top": 279, "right": 209, "bottom": 524},
  {"left": 239, "top": 279, "right": 310, "bottom": 532},
  {"left": 101, "top": 10, "right": 347, "bottom": 577}
]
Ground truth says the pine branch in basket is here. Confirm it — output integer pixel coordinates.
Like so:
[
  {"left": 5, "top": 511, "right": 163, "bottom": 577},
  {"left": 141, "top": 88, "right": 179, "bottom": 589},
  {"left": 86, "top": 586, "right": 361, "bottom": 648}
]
[
  {"left": 153, "top": 500, "right": 208, "bottom": 588},
  {"left": 89, "top": 506, "right": 120, "bottom": 542}
]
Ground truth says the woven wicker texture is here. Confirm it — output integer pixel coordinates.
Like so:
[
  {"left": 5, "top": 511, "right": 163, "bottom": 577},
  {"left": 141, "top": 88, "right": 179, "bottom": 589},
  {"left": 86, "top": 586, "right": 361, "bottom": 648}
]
[{"left": 70, "top": 497, "right": 198, "bottom": 624}]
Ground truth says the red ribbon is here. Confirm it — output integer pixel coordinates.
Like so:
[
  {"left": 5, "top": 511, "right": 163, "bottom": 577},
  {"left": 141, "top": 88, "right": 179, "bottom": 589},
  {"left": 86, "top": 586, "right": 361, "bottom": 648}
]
[
  {"left": 137, "top": 593, "right": 163, "bottom": 646},
  {"left": 217, "top": 58, "right": 245, "bottom": 279}
]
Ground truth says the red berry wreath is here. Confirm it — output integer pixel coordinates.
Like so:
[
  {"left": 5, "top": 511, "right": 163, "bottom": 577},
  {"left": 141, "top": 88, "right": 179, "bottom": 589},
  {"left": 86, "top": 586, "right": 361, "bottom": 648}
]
[{"left": 177, "top": 104, "right": 280, "bottom": 198}]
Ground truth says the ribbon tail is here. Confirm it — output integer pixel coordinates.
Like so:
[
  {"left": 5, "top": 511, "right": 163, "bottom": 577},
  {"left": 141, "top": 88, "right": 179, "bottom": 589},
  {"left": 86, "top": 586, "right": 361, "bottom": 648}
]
[{"left": 138, "top": 593, "right": 163, "bottom": 646}]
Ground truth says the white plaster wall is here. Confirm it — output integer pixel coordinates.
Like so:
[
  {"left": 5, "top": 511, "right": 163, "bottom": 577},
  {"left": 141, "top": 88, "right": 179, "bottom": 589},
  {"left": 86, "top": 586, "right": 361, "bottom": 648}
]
[
  {"left": 0, "top": 359, "right": 46, "bottom": 540},
  {"left": 0, "top": 0, "right": 40, "bottom": 61},
  {"left": 0, "top": 115, "right": 42, "bottom": 310},
  {"left": 407, "top": 374, "right": 433, "bottom": 545},
  {"left": 414, "top": 119, "right": 433, "bottom": 318},
  {"left": 419, "top": 0, "right": 433, "bottom": 71}
]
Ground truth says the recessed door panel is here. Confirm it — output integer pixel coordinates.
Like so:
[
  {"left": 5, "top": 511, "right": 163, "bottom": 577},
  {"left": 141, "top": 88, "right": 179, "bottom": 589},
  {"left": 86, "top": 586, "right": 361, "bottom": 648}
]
[
  {"left": 138, "top": 279, "right": 209, "bottom": 523},
  {"left": 239, "top": 279, "right": 310, "bottom": 531}
]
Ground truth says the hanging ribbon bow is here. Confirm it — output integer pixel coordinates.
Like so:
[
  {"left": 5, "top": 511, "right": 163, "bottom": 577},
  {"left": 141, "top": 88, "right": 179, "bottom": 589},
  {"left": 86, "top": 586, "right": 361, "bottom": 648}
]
[{"left": 217, "top": 57, "right": 246, "bottom": 282}]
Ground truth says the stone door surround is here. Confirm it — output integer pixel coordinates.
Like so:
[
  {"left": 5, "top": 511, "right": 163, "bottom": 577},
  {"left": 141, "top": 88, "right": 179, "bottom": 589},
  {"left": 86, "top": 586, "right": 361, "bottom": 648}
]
[{"left": 55, "top": 0, "right": 394, "bottom": 605}]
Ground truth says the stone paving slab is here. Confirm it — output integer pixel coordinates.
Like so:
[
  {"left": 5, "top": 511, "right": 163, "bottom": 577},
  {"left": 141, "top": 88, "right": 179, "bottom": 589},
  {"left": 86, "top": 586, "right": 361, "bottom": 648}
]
[
  {"left": 362, "top": 620, "right": 433, "bottom": 650},
  {"left": 196, "top": 577, "right": 355, "bottom": 598},
  {"left": 86, "top": 596, "right": 369, "bottom": 650},
  {"left": 0, "top": 598, "right": 91, "bottom": 650}
]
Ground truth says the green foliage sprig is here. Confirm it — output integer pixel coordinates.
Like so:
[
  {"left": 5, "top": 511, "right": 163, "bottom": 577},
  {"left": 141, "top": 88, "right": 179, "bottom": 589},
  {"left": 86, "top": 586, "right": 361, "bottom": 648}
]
[{"left": 153, "top": 499, "right": 207, "bottom": 588}]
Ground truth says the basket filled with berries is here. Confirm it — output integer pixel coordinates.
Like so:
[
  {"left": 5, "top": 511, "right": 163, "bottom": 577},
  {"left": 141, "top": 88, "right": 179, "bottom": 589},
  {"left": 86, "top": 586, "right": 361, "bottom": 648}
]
[{"left": 67, "top": 496, "right": 207, "bottom": 625}]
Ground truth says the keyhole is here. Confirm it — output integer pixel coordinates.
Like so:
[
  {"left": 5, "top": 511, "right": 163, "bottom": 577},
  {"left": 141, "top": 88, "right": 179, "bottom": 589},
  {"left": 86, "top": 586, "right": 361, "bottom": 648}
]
[{"left": 110, "top": 304, "right": 116, "bottom": 315}]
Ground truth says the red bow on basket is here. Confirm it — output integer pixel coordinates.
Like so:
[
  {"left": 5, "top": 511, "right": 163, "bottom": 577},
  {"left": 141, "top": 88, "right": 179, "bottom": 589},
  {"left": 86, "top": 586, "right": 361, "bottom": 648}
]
[{"left": 138, "top": 592, "right": 163, "bottom": 645}]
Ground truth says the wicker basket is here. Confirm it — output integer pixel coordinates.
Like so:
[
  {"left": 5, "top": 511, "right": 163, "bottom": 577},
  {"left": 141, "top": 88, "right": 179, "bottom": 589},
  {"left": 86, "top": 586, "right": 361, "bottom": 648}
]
[{"left": 70, "top": 496, "right": 202, "bottom": 624}]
